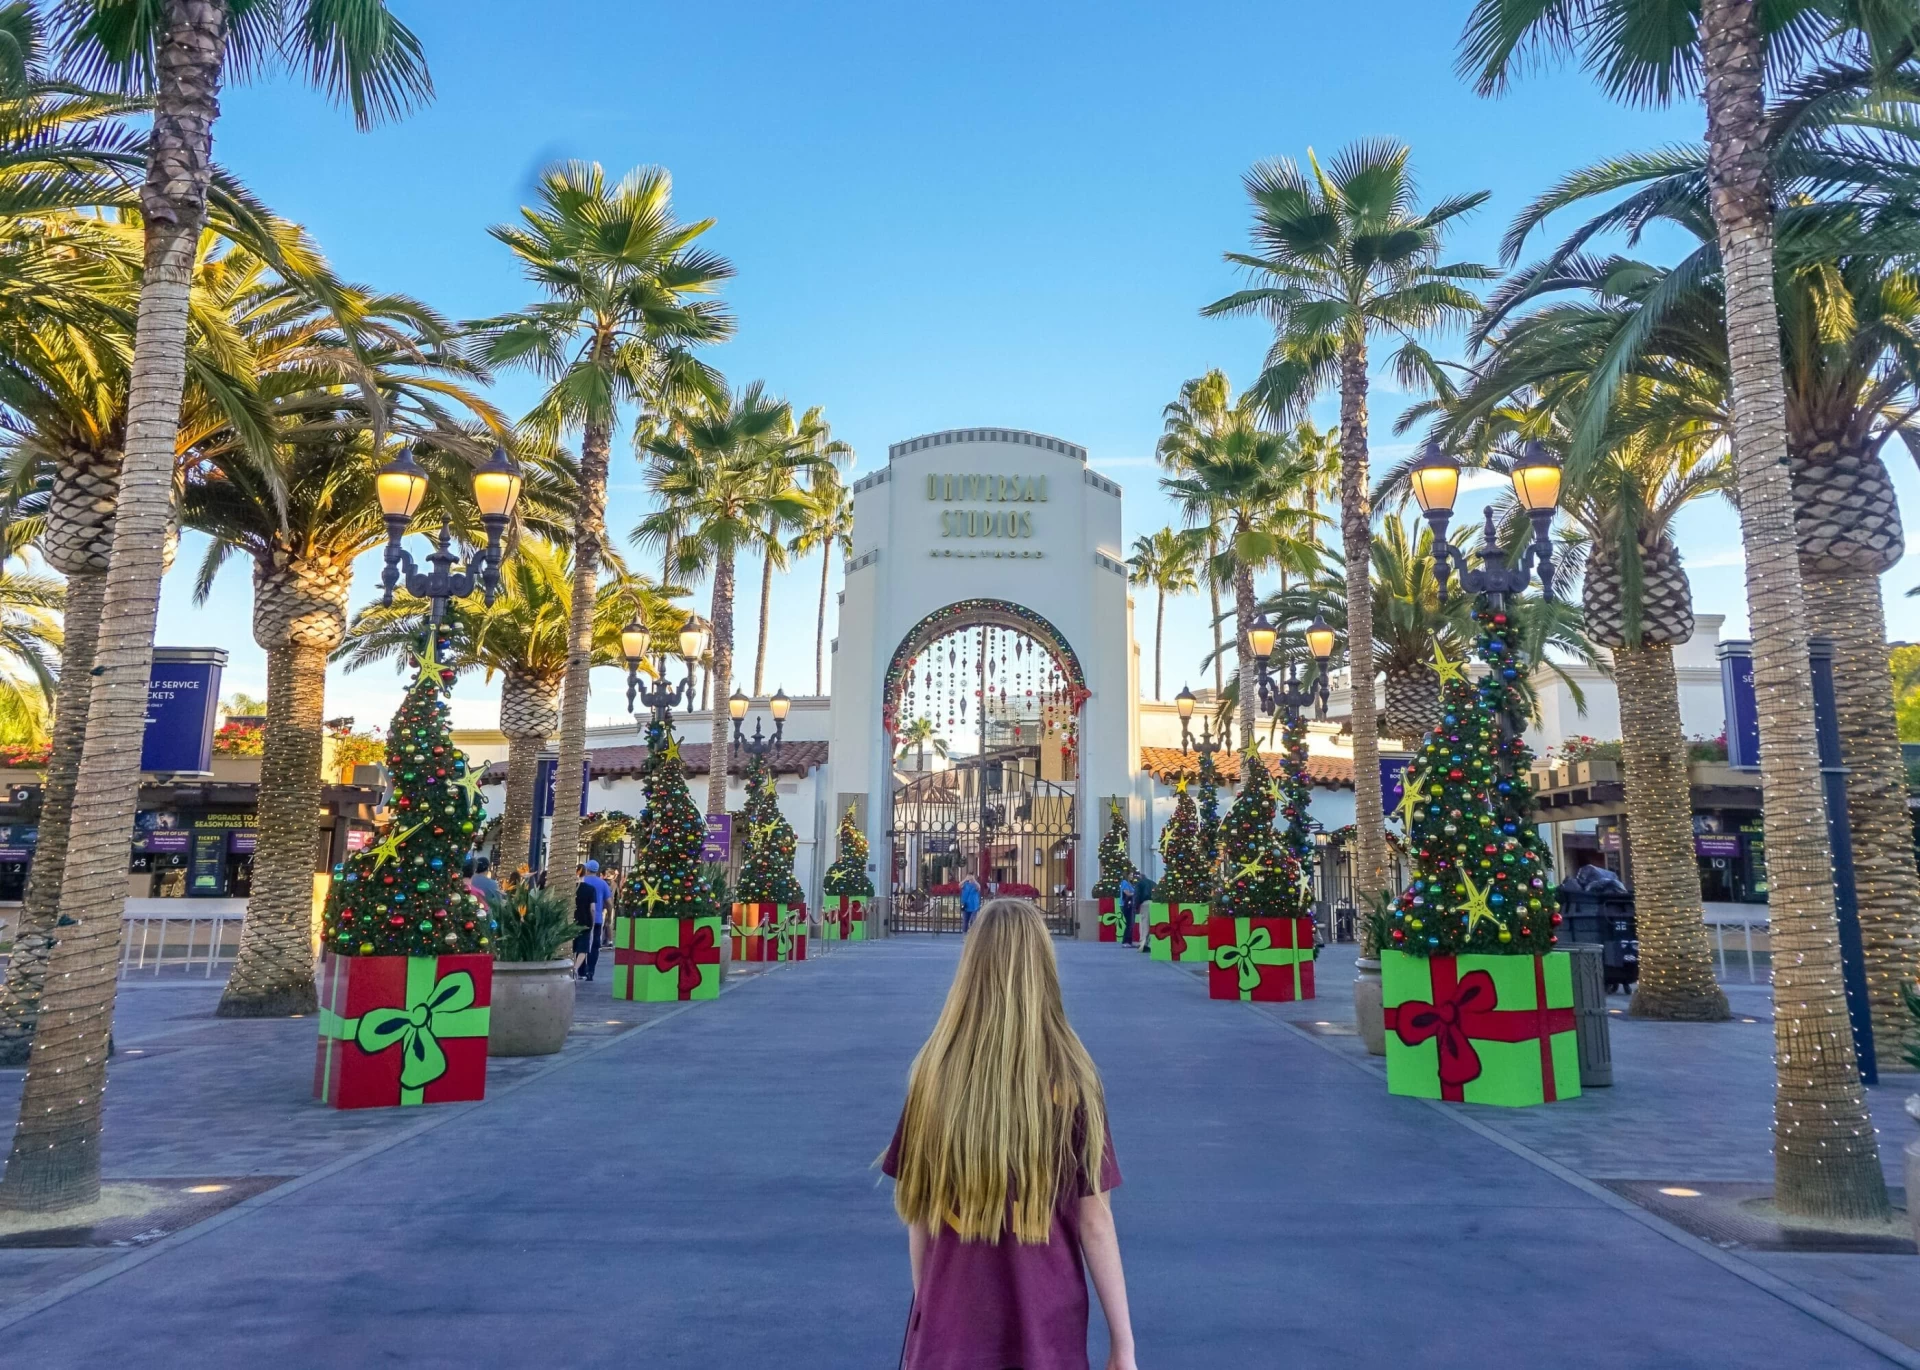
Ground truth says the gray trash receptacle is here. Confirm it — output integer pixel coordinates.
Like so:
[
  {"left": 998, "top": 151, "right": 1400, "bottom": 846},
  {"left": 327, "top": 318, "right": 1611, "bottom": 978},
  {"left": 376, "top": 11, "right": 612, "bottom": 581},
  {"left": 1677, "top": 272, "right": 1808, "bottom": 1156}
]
[{"left": 1561, "top": 942, "right": 1613, "bottom": 1088}]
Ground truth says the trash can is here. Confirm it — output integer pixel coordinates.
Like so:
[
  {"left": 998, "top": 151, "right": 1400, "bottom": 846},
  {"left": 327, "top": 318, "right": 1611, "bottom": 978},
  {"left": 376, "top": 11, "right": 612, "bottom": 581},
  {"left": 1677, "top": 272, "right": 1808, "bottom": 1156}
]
[
  {"left": 1556, "top": 889, "right": 1639, "bottom": 992},
  {"left": 1559, "top": 942, "right": 1613, "bottom": 1088}
]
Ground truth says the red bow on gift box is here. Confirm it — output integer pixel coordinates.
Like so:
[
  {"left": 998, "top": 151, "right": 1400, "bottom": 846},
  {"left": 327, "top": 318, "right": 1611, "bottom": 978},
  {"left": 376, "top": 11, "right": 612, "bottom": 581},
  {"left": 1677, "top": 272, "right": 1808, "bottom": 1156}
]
[
  {"left": 1385, "top": 959, "right": 1573, "bottom": 1101},
  {"left": 621, "top": 924, "right": 719, "bottom": 996},
  {"left": 1152, "top": 907, "right": 1200, "bottom": 960}
]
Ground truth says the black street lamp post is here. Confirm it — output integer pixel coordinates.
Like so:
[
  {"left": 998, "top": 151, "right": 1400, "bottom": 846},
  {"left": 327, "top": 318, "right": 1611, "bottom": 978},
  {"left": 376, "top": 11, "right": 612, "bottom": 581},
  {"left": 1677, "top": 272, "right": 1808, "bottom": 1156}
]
[
  {"left": 730, "top": 687, "right": 792, "bottom": 761},
  {"left": 375, "top": 446, "right": 524, "bottom": 643},
  {"left": 1174, "top": 684, "right": 1232, "bottom": 758},
  {"left": 1407, "top": 438, "right": 1564, "bottom": 611},
  {"left": 622, "top": 615, "right": 709, "bottom": 728},
  {"left": 1245, "top": 614, "right": 1338, "bottom": 726}
]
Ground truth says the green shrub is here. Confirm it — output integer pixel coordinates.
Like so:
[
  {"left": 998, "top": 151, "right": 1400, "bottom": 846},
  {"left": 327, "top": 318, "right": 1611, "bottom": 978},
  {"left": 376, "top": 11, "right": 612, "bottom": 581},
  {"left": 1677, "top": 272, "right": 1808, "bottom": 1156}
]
[{"left": 488, "top": 886, "right": 577, "bottom": 962}]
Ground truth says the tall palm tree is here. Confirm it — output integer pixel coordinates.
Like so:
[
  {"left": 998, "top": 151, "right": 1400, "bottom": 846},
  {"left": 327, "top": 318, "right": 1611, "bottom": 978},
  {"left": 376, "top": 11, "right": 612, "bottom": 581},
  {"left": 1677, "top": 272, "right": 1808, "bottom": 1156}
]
[
  {"left": 1126, "top": 527, "right": 1201, "bottom": 701},
  {"left": 1157, "top": 372, "right": 1234, "bottom": 701},
  {"left": 636, "top": 382, "right": 820, "bottom": 816},
  {"left": 789, "top": 464, "right": 854, "bottom": 696},
  {"left": 894, "top": 716, "right": 948, "bottom": 770},
  {"left": 338, "top": 538, "right": 679, "bottom": 872},
  {"left": 0, "top": 0, "right": 434, "bottom": 1216},
  {"left": 1202, "top": 141, "right": 1491, "bottom": 948},
  {"left": 751, "top": 404, "right": 847, "bottom": 697},
  {"left": 479, "top": 161, "right": 733, "bottom": 877},
  {"left": 1457, "top": 0, "right": 1914, "bottom": 1221},
  {"left": 1362, "top": 515, "right": 1468, "bottom": 744}
]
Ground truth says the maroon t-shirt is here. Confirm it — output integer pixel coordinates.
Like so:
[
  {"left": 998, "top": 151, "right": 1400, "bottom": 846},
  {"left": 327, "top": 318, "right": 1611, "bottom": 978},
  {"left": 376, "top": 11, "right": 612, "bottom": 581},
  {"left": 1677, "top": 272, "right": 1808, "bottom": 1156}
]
[{"left": 882, "top": 1110, "right": 1122, "bottom": 1370}]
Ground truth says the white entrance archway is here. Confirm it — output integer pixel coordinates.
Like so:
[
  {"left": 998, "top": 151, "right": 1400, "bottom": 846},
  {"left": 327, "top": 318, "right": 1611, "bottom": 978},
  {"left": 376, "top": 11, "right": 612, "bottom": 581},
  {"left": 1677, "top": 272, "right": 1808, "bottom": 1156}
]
[{"left": 826, "top": 428, "right": 1138, "bottom": 903}]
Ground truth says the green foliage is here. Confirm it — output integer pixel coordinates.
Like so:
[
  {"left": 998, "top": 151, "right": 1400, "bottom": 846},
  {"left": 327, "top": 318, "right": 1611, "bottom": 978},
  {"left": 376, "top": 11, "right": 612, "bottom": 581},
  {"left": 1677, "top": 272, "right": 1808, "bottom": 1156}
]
[
  {"left": 1091, "top": 800, "right": 1129, "bottom": 898},
  {"left": 1892, "top": 646, "right": 1920, "bottom": 743},
  {"left": 1393, "top": 607, "right": 1557, "bottom": 957},
  {"left": 823, "top": 804, "right": 874, "bottom": 897},
  {"left": 1276, "top": 712, "right": 1314, "bottom": 874},
  {"left": 1195, "top": 748, "right": 1222, "bottom": 876},
  {"left": 487, "top": 885, "right": 576, "bottom": 962},
  {"left": 1155, "top": 782, "right": 1212, "bottom": 904},
  {"left": 624, "top": 715, "right": 721, "bottom": 919},
  {"left": 1903, "top": 980, "right": 1920, "bottom": 1072},
  {"left": 321, "top": 631, "right": 494, "bottom": 956},
  {"left": 1219, "top": 749, "right": 1307, "bottom": 919},
  {"left": 733, "top": 751, "right": 804, "bottom": 906}
]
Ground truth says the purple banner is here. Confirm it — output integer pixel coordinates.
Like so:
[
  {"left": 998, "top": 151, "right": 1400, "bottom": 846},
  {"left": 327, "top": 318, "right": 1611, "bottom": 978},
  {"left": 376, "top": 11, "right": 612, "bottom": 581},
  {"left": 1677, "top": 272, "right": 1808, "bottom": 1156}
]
[
  {"left": 1694, "top": 834, "right": 1742, "bottom": 858},
  {"left": 1380, "top": 758, "right": 1410, "bottom": 818},
  {"left": 142, "top": 830, "right": 190, "bottom": 854},
  {"left": 702, "top": 813, "right": 732, "bottom": 862},
  {"left": 228, "top": 830, "right": 257, "bottom": 855},
  {"left": 0, "top": 847, "right": 29, "bottom": 861}
]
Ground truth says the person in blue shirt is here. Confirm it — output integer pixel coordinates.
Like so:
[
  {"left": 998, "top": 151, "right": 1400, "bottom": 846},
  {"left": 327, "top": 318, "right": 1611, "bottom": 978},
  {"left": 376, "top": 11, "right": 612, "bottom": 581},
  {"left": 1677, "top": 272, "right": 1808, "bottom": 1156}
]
[
  {"left": 573, "top": 859, "right": 615, "bottom": 981},
  {"left": 959, "top": 873, "right": 983, "bottom": 932}
]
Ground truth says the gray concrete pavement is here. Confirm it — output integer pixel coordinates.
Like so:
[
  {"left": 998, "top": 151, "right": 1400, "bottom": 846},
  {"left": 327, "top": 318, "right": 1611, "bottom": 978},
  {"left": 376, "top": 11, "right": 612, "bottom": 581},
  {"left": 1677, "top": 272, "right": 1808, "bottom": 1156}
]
[{"left": 0, "top": 939, "right": 1914, "bottom": 1368}]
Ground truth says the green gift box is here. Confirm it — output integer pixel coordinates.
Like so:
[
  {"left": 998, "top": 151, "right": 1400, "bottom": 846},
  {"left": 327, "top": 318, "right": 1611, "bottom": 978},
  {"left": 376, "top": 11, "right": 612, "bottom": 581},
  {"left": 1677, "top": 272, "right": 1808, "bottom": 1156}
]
[
  {"left": 1382, "top": 950, "right": 1579, "bottom": 1107},
  {"left": 612, "top": 915, "right": 721, "bottom": 1002},
  {"left": 1145, "top": 902, "right": 1210, "bottom": 963},
  {"left": 824, "top": 895, "right": 867, "bottom": 941}
]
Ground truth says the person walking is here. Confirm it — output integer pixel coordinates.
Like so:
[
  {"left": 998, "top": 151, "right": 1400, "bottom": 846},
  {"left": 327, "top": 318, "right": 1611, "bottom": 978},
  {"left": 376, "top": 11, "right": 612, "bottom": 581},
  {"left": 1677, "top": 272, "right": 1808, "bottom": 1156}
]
[
  {"left": 881, "top": 899, "right": 1138, "bottom": 1370},
  {"left": 959, "top": 872, "right": 982, "bottom": 933},
  {"left": 571, "top": 863, "right": 601, "bottom": 981},
  {"left": 468, "top": 856, "right": 502, "bottom": 904},
  {"left": 1131, "top": 869, "right": 1154, "bottom": 949},
  {"left": 1117, "top": 871, "right": 1138, "bottom": 948}
]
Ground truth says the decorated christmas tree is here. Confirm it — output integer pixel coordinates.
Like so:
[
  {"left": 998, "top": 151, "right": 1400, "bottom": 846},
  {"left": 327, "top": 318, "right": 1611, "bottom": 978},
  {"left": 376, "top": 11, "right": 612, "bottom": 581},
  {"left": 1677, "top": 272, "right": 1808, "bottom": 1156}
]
[
  {"left": 1276, "top": 712, "right": 1314, "bottom": 876},
  {"left": 735, "top": 751, "right": 804, "bottom": 906},
  {"left": 1195, "top": 746, "right": 1222, "bottom": 883},
  {"left": 322, "top": 634, "right": 494, "bottom": 957},
  {"left": 626, "top": 714, "right": 720, "bottom": 920},
  {"left": 823, "top": 804, "right": 875, "bottom": 897},
  {"left": 1217, "top": 747, "right": 1306, "bottom": 920},
  {"left": 1091, "top": 800, "right": 1129, "bottom": 899},
  {"left": 1390, "top": 608, "right": 1556, "bottom": 957},
  {"left": 1155, "top": 779, "right": 1213, "bottom": 903}
]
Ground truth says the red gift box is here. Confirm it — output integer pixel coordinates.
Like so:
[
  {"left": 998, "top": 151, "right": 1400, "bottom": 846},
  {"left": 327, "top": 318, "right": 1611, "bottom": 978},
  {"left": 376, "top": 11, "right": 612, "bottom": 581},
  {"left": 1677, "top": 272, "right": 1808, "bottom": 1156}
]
[
  {"left": 314, "top": 952, "right": 491, "bottom": 1110},
  {"left": 1096, "top": 896, "right": 1127, "bottom": 943}
]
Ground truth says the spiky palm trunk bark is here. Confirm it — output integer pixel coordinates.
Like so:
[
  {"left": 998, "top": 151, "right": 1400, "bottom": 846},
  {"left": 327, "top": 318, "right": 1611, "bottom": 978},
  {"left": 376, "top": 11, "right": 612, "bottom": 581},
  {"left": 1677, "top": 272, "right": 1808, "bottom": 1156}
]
[
  {"left": 1207, "top": 534, "right": 1224, "bottom": 706},
  {"left": 1339, "top": 338, "right": 1386, "bottom": 951},
  {"left": 1153, "top": 587, "right": 1165, "bottom": 701},
  {"left": 220, "top": 553, "right": 350, "bottom": 1016},
  {"left": 815, "top": 543, "right": 831, "bottom": 696},
  {"left": 1700, "top": 0, "right": 1888, "bottom": 1220},
  {"left": 0, "top": 0, "right": 227, "bottom": 1214},
  {"left": 550, "top": 417, "right": 610, "bottom": 873},
  {"left": 753, "top": 522, "right": 775, "bottom": 698},
  {"left": 1615, "top": 642, "right": 1730, "bottom": 1021},
  {"left": 1382, "top": 666, "right": 1437, "bottom": 749},
  {"left": 706, "top": 551, "right": 737, "bottom": 816},
  {"left": 497, "top": 669, "right": 559, "bottom": 876},
  {"left": 1234, "top": 561, "right": 1257, "bottom": 743}
]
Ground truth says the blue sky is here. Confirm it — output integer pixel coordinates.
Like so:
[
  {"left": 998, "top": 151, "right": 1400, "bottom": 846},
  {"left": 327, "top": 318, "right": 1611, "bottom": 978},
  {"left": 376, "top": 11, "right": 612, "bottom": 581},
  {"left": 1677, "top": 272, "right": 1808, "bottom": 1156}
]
[{"left": 152, "top": 0, "right": 1920, "bottom": 731}]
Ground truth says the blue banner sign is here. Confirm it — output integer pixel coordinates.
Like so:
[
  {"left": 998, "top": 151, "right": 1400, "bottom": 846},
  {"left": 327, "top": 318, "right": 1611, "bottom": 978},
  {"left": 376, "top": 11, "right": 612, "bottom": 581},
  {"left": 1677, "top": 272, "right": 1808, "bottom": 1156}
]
[
  {"left": 140, "top": 649, "right": 227, "bottom": 774},
  {"left": 536, "top": 757, "right": 591, "bottom": 819},
  {"left": 1717, "top": 640, "right": 1759, "bottom": 767},
  {"left": 1380, "top": 757, "right": 1412, "bottom": 818}
]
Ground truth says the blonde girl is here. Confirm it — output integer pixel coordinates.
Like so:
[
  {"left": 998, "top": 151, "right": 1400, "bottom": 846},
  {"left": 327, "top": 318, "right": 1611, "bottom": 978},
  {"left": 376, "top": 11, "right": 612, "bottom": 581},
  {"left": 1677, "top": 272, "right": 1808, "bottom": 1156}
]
[{"left": 881, "top": 899, "right": 1138, "bottom": 1370}]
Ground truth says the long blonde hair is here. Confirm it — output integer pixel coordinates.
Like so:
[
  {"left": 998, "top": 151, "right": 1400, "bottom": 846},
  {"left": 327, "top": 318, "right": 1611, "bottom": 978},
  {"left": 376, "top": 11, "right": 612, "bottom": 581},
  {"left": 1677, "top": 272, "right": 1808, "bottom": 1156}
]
[{"left": 889, "top": 899, "right": 1106, "bottom": 1244}]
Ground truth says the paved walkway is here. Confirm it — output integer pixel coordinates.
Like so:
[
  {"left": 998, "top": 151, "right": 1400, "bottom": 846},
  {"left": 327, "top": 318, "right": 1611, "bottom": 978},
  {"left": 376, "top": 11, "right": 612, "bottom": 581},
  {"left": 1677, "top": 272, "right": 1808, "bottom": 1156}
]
[{"left": 0, "top": 940, "right": 1915, "bottom": 1367}]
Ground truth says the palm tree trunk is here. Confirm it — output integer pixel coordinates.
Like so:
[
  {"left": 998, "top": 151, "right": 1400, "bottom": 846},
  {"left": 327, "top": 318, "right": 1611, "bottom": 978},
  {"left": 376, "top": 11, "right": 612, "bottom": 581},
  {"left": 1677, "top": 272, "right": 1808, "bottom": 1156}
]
[
  {"left": 1699, "top": 0, "right": 1888, "bottom": 1220},
  {"left": 0, "top": 0, "right": 228, "bottom": 1214},
  {"left": 0, "top": 572, "right": 103, "bottom": 1066},
  {"left": 1153, "top": 588, "right": 1165, "bottom": 701},
  {"left": 220, "top": 637, "right": 330, "bottom": 1016},
  {"left": 1804, "top": 574, "right": 1919, "bottom": 1062},
  {"left": 1234, "top": 563, "right": 1257, "bottom": 743},
  {"left": 753, "top": 525, "right": 774, "bottom": 697},
  {"left": 815, "top": 544, "right": 831, "bottom": 697},
  {"left": 1338, "top": 337, "right": 1387, "bottom": 948},
  {"left": 706, "top": 550, "right": 737, "bottom": 817},
  {"left": 1207, "top": 534, "right": 1224, "bottom": 700},
  {"left": 497, "top": 670, "right": 559, "bottom": 876},
  {"left": 1615, "top": 642, "right": 1729, "bottom": 1021},
  {"left": 550, "top": 416, "right": 611, "bottom": 873}
]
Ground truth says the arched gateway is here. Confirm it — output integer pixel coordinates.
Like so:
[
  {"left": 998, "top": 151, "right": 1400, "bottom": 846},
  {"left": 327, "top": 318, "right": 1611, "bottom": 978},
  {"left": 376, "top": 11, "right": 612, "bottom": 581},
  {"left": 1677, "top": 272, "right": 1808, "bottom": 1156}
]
[{"left": 825, "top": 429, "right": 1138, "bottom": 933}]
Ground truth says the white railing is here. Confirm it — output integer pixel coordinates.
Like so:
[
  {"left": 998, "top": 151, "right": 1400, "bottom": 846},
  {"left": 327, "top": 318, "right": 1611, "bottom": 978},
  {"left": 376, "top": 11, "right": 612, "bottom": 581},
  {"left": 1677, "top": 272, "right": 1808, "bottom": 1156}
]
[
  {"left": 119, "top": 898, "right": 246, "bottom": 980},
  {"left": 1702, "top": 904, "right": 1769, "bottom": 984}
]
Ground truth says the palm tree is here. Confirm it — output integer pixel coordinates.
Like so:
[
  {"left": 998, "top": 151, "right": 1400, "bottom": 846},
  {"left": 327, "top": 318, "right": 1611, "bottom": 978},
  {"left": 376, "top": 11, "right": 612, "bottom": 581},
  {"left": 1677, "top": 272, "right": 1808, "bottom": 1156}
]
[
  {"left": 1126, "top": 527, "right": 1201, "bottom": 701},
  {"left": 479, "top": 161, "right": 733, "bottom": 878},
  {"left": 636, "top": 382, "right": 819, "bottom": 816},
  {"left": 180, "top": 280, "right": 509, "bottom": 1019},
  {"left": 790, "top": 464, "right": 855, "bottom": 696},
  {"left": 1161, "top": 400, "right": 1327, "bottom": 744},
  {"left": 894, "top": 716, "right": 949, "bottom": 770},
  {"left": 0, "top": 0, "right": 434, "bottom": 1216},
  {"left": 1457, "top": 0, "right": 1914, "bottom": 1221},
  {"left": 751, "top": 405, "right": 847, "bottom": 697},
  {"left": 1202, "top": 141, "right": 1491, "bottom": 948},
  {"left": 1157, "top": 372, "right": 1234, "bottom": 700},
  {"left": 1362, "top": 515, "right": 1468, "bottom": 744},
  {"left": 338, "top": 539, "right": 679, "bottom": 873}
]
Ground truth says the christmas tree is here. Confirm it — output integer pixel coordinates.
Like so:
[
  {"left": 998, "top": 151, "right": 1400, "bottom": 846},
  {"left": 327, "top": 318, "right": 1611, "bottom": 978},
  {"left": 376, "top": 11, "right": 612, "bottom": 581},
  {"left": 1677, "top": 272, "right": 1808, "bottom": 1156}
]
[
  {"left": 734, "top": 750, "right": 803, "bottom": 906},
  {"left": 322, "top": 632, "right": 494, "bottom": 957},
  {"left": 1390, "top": 607, "right": 1556, "bottom": 957},
  {"left": 626, "top": 714, "right": 720, "bottom": 919},
  {"left": 1091, "top": 800, "right": 1129, "bottom": 898},
  {"left": 1155, "top": 779, "right": 1213, "bottom": 903},
  {"left": 823, "top": 804, "right": 875, "bottom": 897},
  {"left": 1196, "top": 746, "right": 1222, "bottom": 883},
  {"left": 1276, "top": 712, "right": 1314, "bottom": 876},
  {"left": 1218, "top": 747, "right": 1307, "bottom": 919}
]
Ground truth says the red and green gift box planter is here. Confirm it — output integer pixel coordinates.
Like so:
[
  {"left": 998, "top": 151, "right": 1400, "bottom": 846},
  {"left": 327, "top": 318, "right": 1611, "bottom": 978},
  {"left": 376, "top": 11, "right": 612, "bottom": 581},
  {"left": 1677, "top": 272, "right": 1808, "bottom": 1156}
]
[
  {"left": 823, "top": 895, "right": 867, "bottom": 941},
  {"left": 1095, "top": 897, "right": 1129, "bottom": 943},
  {"left": 731, "top": 902, "right": 806, "bottom": 961},
  {"left": 1381, "top": 950, "right": 1579, "bottom": 1107},
  {"left": 1145, "top": 902, "right": 1209, "bottom": 963},
  {"left": 1208, "top": 916, "right": 1314, "bottom": 1002},
  {"left": 314, "top": 952, "right": 491, "bottom": 1110},
  {"left": 612, "top": 914, "right": 721, "bottom": 1002}
]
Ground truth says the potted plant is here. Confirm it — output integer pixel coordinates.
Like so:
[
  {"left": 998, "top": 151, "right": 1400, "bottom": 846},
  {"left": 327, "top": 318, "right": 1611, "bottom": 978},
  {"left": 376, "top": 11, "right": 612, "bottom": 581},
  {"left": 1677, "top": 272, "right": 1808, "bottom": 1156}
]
[
  {"left": 821, "top": 804, "right": 875, "bottom": 941},
  {"left": 1207, "top": 733, "right": 1315, "bottom": 1001},
  {"left": 613, "top": 718, "right": 722, "bottom": 1002},
  {"left": 486, "top": 886, "right": 577, "bottom": 1057}
]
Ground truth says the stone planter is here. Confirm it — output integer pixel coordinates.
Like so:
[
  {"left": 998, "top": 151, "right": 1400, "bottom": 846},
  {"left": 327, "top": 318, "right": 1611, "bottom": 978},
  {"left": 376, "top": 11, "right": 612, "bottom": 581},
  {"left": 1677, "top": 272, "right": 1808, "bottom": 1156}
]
[
  {"left": 1907, "top": 1136, "right": 1920, "bottom": 1254},
  {"left": 1354, "top": 956, "right": 1385, "bottom": 1056},
  {"left": 486, "top": 959, "right": 574, "bottom": 1057}
]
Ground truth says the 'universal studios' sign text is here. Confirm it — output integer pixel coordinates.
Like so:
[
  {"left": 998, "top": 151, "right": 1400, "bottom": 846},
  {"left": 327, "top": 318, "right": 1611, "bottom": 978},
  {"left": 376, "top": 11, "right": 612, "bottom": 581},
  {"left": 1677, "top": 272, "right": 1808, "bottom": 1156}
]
[{"left": 927, "top": 472, "right": 1047, "bottom": 538}]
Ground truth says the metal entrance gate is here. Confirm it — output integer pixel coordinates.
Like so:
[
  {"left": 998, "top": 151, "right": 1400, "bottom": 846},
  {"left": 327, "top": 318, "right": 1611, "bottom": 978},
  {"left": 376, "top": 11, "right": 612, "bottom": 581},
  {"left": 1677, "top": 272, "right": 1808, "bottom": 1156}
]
[{"left": 888, "top": 763, "right": 1078, "bottom": 935}]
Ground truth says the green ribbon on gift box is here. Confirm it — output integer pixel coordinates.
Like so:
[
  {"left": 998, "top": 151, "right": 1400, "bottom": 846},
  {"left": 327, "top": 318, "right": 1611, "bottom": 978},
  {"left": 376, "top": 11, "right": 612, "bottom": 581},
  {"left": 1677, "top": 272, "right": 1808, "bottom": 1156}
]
[
  {"left": 774, "top": 909, "right": 804, "bottom": 959},
  {"left": 1097, "top": 910, "right": 1125, "bottom": 929},
  {"left": 317, "top": 961, "right": 489, "bottom": 1105},
  {"left": 1213, "top": 925, "right": 1274, "bottom": 995}
]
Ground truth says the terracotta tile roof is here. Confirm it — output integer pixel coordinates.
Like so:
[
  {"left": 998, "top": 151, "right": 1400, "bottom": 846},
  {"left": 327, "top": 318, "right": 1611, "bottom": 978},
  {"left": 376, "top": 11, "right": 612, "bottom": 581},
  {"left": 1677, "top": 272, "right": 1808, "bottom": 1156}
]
[
  {"left": 482, "top": 740, "right": 828, "bottom": 784},
  {"left": 1139, "top": 745, "right": 1353, "bottom": 789}
]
